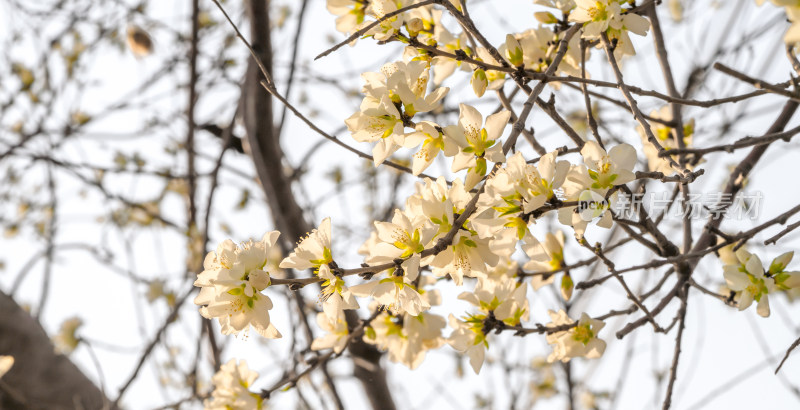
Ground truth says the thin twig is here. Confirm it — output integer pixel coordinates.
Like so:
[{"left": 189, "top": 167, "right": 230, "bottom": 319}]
[
  {"left": 662, "top": 284, "right": 689, "bottom": 410},
  {"left": 775, "top": 336, "right": 800, "bottom": 374}
]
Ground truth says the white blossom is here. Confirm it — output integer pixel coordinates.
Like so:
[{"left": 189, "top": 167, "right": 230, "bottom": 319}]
[
  {"left": 311, "top": 312, "right": 350, "bottom": 354},
  {"left": 444, "top": 104, "right": 510, "bottom": 188},
  {"left": 723, "top": 249, "right": 777, "bottom": 317},
  {"left": 204, "top": 359, "right": 263, "bottom": 410},
  {"left": 569, "top": 0, "right": 650, "bottom": 57},
  {"left": 195, "top": 232, "right": 282, "bottom": 338},
  {"left": 545, "top": 310, "right": 606, "bottom": 363},
  {"left": 280, "top": 218, "right": 332, "bottom": 271}
]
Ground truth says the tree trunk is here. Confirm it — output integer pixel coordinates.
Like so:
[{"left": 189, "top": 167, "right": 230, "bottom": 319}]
[
  {"left": 0, "top": 291, "right": 113, "bottom": 409},
  {"left": 242, "top": 1, "right": 396, "bottom": 408}
]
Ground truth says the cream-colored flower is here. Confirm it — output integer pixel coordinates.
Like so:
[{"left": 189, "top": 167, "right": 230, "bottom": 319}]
[
  {"left": 350, "top": 275, "right": 431, "bottom": 316},
  {"left": 326, "top": 0, "right": 368, "bottom": 35},
  {"left": 195, "top": 232, "right": 282, "bottom": 338},
  {"left": 430, "top": 230, "right": 497, "bottom": 286},
  {"left": 458, "top": 275, "right": 530, "bottom": 326},
  {"left": 723, "top": 249, "right": 776, "bottom": 317},
  {"left": 769, "top": 251, "right": 800, "bottom": 290},
  {"left": 546, "top": 310, "right": 606, "bottom": 363},
  {"left": 569, "top": 0, "right": 650, "bottom": 57},
  {"left": 524, "top": 231, "right": 566, "bottom": 291},
  {"left": 364, "top": 309, "right": 445, "bottom": 369},
  {"left": 447, "top": 313, "right": 488, "bottom": 374},
  {"left": 318, "top": 264, "right": 359, "bottom": 320},
  {"left": 403, "top": 121, "right": 459, "bottom": 175},
  {"left": 311, "top": 312, "right": 350, "bottom": 354},
  {"left": 280, "top": 218, "right": 332, "bottom": 271},
  {"left": 204, "top": 359, "right": 263, "bottom": 410},
  {"left": 580, "top": 141, "right": 637, "bottom": 190},
  {"left": 444, "top": 104, "right": 510, "bottom": 188},
  {"left": 345, "top": 95, "right": 406, "bottom": 166}
]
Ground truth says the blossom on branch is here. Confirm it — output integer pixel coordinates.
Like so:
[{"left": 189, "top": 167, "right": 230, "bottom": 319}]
[
  {"left": 204, "top": 359, "right": 263, "bottom": 410},
  {"left": 346, "top": 61, "right": 449, "bottom": 166},
  {"left": 444, "top": 104, "right": 510, "bottom": 188},
  {"left": 722, "top": 249, "right": 800, "bottom": 317},
  {"left": 568, "top": 0, "right": 650, "bottom": 57},
  {"left": 280, "top": 218, "right": 333, "bottom": 272},
  {"left": 403, "top": 120, "right": 459, "bottom": 175},
  {"left": 449, "top": 274, "right": 530, "bottom": 373},
  {"left": 723, "top": 249, "right": 776, "bottom": 317},
  {"left": 318, "top": 264, "right": 359, "bottom": 320},
  {"left": 524, "top": 230, "right": 567, "bottom": 291},
  {"left": 311, "top": 311, "right": 350, "bottom": 354},
  {"left": 545, "top": 310, "right": 606, "bottom": 363},
  {"left": 364, "top": 307, "right": 446, "bottom": 369},
  {"left": 195, "top": 232, "right": 282, "bottom": 338}
]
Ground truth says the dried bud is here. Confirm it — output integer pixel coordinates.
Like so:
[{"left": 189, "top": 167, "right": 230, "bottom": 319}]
[{"left": 126, "top": 25, "right": 153, "bottom": 57}]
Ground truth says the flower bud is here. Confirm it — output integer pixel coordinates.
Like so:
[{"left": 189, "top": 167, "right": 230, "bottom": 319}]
[
  {"left": 769, "top": 251, "right": 794, "bottom": 274},
  {"left": 561, "top": 274, "right": 574, "bottom": 301},
  {"left": 407, "top": 18, "right": 424, "bottom": 37},
  {"left": 248, "top": 269, "right": 271, "bottom": 292},
  {"left": 534, "top": 11, "right": 558, "bottom": 25},
  {"left": 471, "top": 68, "right": 488, "bottom": 97},
  {"left": 505, "top": 34, "right": 524, "bottom": 67}
]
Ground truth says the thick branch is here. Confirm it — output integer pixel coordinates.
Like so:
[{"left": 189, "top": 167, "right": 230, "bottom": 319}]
[{"left": 0, "top": 291, "right": 114, "bottom": 409}]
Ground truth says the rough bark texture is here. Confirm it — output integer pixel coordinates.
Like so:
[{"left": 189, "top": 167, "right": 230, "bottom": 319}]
[
  {"left": 242, "top": 1, "right": 396, "bottom": 408},
  {"left": 0, "top": 291, "right": 113, "bottom": 409}
]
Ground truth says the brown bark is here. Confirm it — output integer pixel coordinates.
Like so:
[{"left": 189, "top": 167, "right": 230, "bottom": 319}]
[{"left": 0, "top": 291, "right": 113, "bottom": 409}]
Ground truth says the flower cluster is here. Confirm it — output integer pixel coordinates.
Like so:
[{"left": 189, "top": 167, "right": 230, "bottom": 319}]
[
  {"left": 545, "top": 310, "right": 606, "bottom": 363},
  {"left": 449, "top": 270, "right": 530, "bottom": 373},
  {"left": 558, "top": 141, "right": 636, "bottom": 237},
  {"left": 362, "top": 278, "right": 446, "bottom": 369},
  {"left": 569, "top": 0, "right": 650, "bottom": 57},
  {"left": 190, "top": 1, "right": 800, "bottom": 403},
  {"left": 345, "top": 60, "right": 449, "bottom": 167},
  {"left": 194, "top": 232, "right": 282, "bottom": 338},
  {"left": 722, "top": 249, "right": 800, "bottom": 317},
  {"left": 204, "top": 359, "right": 263, "bottom": 410}
]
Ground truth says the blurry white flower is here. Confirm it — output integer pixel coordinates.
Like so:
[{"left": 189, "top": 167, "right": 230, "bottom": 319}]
[{"left": 204, "top": 359, "right": 263, "bottom": 410}]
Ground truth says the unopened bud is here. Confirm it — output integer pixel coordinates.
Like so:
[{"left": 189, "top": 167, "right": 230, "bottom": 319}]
[
  {"left": 471, "top": 68, "right": 488, "bottom": 97},
  {"left": 407, "top": 18, "right": 424, "bottom": 37},
  {"left": 534, "top": 11, "right": 558, "bottom": 25},
  {"left": 505, "top": 34, "right": 524, "bottom": 67},
  {"left": 561, "top": 274, "right": 574, "bottom": 301}
]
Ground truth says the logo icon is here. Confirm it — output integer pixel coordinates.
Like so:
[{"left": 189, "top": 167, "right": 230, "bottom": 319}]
[{"left": 577, "top": 190, "right": 609, "bottom": 222}]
